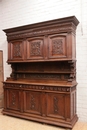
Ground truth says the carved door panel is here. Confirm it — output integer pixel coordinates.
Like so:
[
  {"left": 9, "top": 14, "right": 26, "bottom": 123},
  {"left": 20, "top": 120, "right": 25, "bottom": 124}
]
[
  {"left": 46, "top": 93, "right": 65, "bottom": 120},
  {"left": 8, "top": 40, "right": 25, "bottom": 61},
  {"left": 26, "top": 37, "right": 45, "bottom": 60},
  {"left": 6, "top": 89, "right": 21, "bottom": 111},
  {"left": 24, "top": 91, "right": 42, "bottom": 115},
  {"left": 48, "top": 34, "right": 68, "bottom": 59}
]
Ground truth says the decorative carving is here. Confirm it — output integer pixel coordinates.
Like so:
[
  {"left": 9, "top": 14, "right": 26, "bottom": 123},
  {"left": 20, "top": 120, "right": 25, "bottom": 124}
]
[
  {"left": 30, "top": 94, "right": 36, "bottom": 110},
  {"left": 71, "top": 63, "right": 76, "bottom": 72},
  {"left": 19, "top": 73, "right": 61, "bottom": 80},
  {"left": 10, "top": 64, "right": 17, "bottom": 79},
  {"left": 64, "top": 75, "right": 69, "bottom": 79},
  {"left": 68, "top": 61, "right": 76, "bottom": 72},
  {"left": 52, "top": 39, "right": 63, "bottom": 55},
  {"left": 68, "top": 73, "right": 76, "bottom": 82},
  {"left": 10, "top": 73, "right": 17, "bottom": 80},
  {"left": 13, "top": 43, "right": 21, "bottom": 57},
  {"left": 5, "top": 84, "right": 70, "bottom": 92},
  {"left": 54, "top": 96, "right": 58, "bottom": 113},
  {"left": 11, "top": 92, "right": 16, "bottom": 106},
  {"left": 30, "top": 42, "right": 41, "bottom": 56},
  {"left": 71, "top": 86, "right": 76, "bottom": 91},
  {"left": 7, "top": 26, "right": 74, "bottom": 41}
]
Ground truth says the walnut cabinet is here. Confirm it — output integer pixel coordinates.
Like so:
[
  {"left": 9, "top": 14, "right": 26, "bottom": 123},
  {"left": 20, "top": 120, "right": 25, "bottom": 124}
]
[{"left": 3, "top": 16, "right": 79, "bottom": 129}]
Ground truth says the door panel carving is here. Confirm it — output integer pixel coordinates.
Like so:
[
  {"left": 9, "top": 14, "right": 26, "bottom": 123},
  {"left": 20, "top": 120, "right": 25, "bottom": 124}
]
[
  {"left": 7, "top": 89, "right": 21, "bottom": 111},
  {"left": 47, "top": 93, "right": 65, "bottom": 119},
  {"left": 9, "top": 40, "right": 24, "bottom": 60},
  {"left": 24, "top": 91, "right": 42, "bottom": 115},
  {"left": 48, "top": 34, "right": 67, "bottom": 59},
  {"left": 26, "top": 37, "right": 44, "bottom": 60}
]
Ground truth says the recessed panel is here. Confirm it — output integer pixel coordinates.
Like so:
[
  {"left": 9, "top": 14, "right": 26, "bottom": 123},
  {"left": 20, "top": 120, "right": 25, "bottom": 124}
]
[
  {"left": 24, "top": 91, "right": 42, "bottom": 115},
  {"left": 48, "top": 34, "right": 67, "bottom": 59},
  {"left": 47, "top": 93, "right": 65, "bottom": 119},
  {"left": 7, "top": 89, "right": 20, "bottom": 111},
  {"left": 11, "top": 40, "right": 24, "bottom": 60},
  {"left": 27, "top": 37, "right": 44, "bottom": 60}
]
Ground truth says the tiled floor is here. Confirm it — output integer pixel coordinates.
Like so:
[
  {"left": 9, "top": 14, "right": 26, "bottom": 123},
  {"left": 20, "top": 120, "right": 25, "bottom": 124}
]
[{"left": 0, "top": 109, "right": 87, "bottom": 130}]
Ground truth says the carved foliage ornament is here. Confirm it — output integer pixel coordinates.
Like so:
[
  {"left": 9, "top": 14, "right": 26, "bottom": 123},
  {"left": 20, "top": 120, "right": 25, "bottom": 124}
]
[
  {"left": 11, "top": 91, "right": 16, "bottom": 106},
  {"left": 30, "top": 94, "right": 36, "bottom": 110},
  {"left": 5, "top": 84, "right": 71, "bottom": 92},
  {"left": 30, "top": 42, "right": 41, "bottom": 56},
  {"left": 7, "top": 26, "right": 74, "bottom": 41},
  {"left": 52, "top": 39, "right": 63, "bottom": 55},
  {"left": 13, "top": 43, "right": 21, "bottom": 57},
  {"left": 54, "top": 96, "right": 58, "bottom": 113}
]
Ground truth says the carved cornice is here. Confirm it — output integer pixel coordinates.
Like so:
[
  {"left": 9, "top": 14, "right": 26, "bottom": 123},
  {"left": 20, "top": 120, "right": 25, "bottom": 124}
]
[
  {"left": 3, "top": 16, "right": 79, "bottom": 41},
  {"left": 6, "top": 26, "right": 74, "bottom": 41}
]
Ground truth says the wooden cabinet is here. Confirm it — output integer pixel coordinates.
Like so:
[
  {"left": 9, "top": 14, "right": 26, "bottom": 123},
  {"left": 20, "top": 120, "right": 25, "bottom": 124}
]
[{"left": 3, "top": 16, "right": 79, "bottom": 129}]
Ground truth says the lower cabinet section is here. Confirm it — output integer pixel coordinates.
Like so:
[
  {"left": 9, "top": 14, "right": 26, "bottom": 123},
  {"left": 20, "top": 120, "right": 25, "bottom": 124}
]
[{"left": 3, "top": 83, "right": 78, "bottom": 129}]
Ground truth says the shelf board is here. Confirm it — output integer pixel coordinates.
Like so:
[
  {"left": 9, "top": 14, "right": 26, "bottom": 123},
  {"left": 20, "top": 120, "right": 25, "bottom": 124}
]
[{"left": 14, "top": 71, "right": 75, "bottom": 74}]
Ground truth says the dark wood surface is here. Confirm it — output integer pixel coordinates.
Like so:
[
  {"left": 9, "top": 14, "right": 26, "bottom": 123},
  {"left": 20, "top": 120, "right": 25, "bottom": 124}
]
[
  {"left": 3, "top": 16, "right": 79, "bottom": 129},
  {"left": 0, "top": 51, "right": 4, "bottom": 108}
]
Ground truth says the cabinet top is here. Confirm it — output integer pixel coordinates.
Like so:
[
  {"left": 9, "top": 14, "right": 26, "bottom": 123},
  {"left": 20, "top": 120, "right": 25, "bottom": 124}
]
[{"left": 3, "top": 16, "right": 79, "bottom": 34}]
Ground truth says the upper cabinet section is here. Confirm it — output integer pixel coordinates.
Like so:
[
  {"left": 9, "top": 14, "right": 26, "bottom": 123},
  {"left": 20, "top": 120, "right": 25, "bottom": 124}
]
[{"left": 3, "top": 16, "right": 79, "bottom": 63}]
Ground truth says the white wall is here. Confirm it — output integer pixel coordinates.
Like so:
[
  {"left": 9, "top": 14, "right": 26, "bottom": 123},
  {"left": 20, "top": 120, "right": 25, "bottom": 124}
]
[{"left": 0, "top": 0, "right": 87, "bottom": 122}]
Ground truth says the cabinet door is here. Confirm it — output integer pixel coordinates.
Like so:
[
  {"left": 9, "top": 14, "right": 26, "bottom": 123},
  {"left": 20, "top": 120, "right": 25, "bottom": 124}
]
[
  {"left": 46, "top": 93, "right": 65, "bottom": 120},
  {"left": 26, "top": 37, "right": 45, "bottom": 60},
  {"left": 6, "top": 89, "right": 21, "bottom": 111},
  {"left": 8, "top": 40, "right": 25, "bottom": 61},
  {"left": 48, "top": 34, "right": 68, "bottom": 59},
  {"left": 24, "top": 91, "right": 42, "bottom": 115}
]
